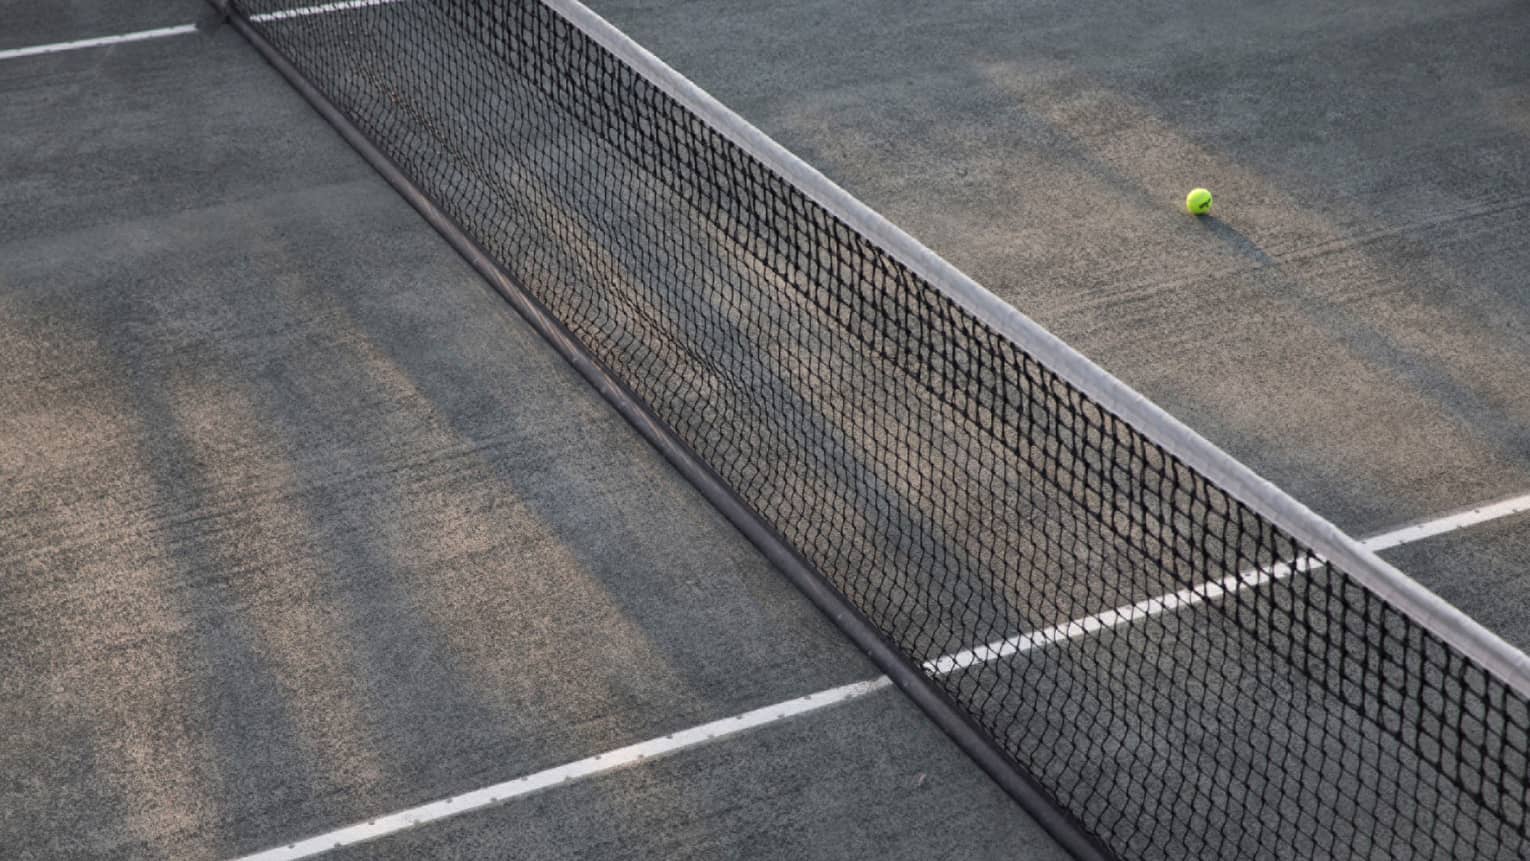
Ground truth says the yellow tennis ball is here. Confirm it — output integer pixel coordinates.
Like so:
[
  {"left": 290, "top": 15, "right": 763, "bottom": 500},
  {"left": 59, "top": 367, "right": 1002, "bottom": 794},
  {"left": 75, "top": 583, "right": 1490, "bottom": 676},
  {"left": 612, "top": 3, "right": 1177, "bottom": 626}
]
[{"left": 1186, "top": 187, "right": 1213, "bottom": 216}]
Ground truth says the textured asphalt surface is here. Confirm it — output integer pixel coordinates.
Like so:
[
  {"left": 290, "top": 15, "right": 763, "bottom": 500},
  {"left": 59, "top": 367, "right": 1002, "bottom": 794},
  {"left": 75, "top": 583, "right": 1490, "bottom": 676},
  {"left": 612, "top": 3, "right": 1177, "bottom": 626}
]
[{"left": 3, "top": 0, "right": 1528, "bottom": 858}]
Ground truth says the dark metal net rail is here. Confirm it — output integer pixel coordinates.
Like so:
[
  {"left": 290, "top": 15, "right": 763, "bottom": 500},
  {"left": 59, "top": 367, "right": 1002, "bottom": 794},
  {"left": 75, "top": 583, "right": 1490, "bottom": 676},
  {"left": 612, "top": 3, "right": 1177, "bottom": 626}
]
[{"left": 224, "top": 1, "right": 1530, "bottom": 857}]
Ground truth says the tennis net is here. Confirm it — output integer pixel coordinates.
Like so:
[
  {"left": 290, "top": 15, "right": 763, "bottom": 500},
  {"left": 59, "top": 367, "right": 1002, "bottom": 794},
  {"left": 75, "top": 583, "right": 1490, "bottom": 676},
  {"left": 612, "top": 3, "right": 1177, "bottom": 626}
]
[{"left": 221, "top": 1, "right": 1530, "bottom": 857}]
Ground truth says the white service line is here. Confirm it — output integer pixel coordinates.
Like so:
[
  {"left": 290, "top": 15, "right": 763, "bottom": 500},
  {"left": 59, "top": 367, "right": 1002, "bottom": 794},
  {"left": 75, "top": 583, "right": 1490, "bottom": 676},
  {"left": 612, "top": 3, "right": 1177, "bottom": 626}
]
[
  {"left": 0, "top": 0, "right": 402, "bottom": 63},
  {"left": 1360, "top": 493, "right": 1530, "bottom": 552},
  {"left": 234, "top": 491, "right": 1530, "bottom": 861},
  {"left": 235, "top": 678, "right": 892, "bottom": 861},
  {"left": 250, "top": 0, "right": 408, "bottom": 23},
  {"left": 925, "top": 557, "right": 1311, "bottom": 676},
  {"left": 0, "top": 25, "right": 198, "bottom": 61},
  {"left": 931, "top": 492, "right": 1530, "bottom": 674}
]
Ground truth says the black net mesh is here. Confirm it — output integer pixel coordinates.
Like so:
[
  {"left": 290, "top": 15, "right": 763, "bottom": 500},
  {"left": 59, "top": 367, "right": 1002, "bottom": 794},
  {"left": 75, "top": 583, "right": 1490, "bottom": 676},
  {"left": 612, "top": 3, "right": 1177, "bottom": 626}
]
[{"left": 227, "top": 1, "right": 1530, "bottom": 857}]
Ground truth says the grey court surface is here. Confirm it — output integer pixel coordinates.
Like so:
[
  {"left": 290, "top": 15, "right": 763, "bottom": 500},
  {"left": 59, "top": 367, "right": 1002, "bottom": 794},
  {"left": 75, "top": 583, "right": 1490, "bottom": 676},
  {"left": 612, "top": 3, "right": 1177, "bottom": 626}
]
[
  {"left": 2, "top": 1, "right": 1528, "bottom": 860},
  {"left": 582, "top": 0, "right": 1530, "bottom": 642}
]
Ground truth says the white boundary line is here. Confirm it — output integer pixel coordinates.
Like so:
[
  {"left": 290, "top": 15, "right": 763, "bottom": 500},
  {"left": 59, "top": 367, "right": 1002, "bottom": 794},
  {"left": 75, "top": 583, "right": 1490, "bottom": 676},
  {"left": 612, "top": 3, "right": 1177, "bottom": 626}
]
[
  {"left": 926, "top": 558, "right": 1310, "bottom": 676},
  {"left": 0, "top": 25, "right": 198, "bottom": 61},
  {"left": 234, "top": 494, "right": 1530, "bottom": 861},
  {"left": 1362, "top": 493, "right": 1530, "bottom": 552},
  {"left": 934, "top": 491, "right": 1530, "bottom": 675},
  {"left": 251, "top": 0, "right": 406, "bottom": 23},
  {"left": 236, "top": 678, "right": 893, "bottom": 861},
  {"left": 0, "top": 0, "right": 402, "bottom": 63}
]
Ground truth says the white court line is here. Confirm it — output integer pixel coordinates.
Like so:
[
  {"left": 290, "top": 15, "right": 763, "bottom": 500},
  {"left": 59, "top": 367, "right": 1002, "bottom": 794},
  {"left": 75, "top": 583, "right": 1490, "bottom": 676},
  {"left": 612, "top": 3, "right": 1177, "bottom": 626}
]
[
  {"left": 250, "top": 0, "right": 407, "bottom": 23},
  {"left": 236, "top": 678, "right": 892, "bottom": 861},
  {"left": 0, "top": 25, "right": 198, "bottom": 61},
  {"left": 925, "top": 557, "right": 1311, "bottom": 676},
  {"left": 931, "top": 491, "right": 1530, "bottom": 674},
  {"left": 0, "top": 0, "right": 401, "bottom": 63},
  {"left": 235, "top": 492, "right": 1530, "bottom": 861},
  {"left": 1361, "top": 493, "right": 1530, "bottom": 552}
]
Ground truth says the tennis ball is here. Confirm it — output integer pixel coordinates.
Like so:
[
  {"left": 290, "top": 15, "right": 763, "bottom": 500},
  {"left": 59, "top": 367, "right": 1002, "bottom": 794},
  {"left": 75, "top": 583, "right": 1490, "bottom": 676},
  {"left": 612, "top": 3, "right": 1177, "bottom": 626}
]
[{"left": 1186, "top": 187, "right": 1213, "bottom": 216}]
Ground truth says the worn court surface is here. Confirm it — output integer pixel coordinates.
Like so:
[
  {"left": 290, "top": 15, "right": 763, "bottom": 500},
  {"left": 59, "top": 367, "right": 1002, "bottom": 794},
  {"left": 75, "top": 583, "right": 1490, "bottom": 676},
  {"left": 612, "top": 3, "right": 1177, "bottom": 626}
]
[{"left": 1, "top": 0, "right": 1527, "bottom": 859}]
